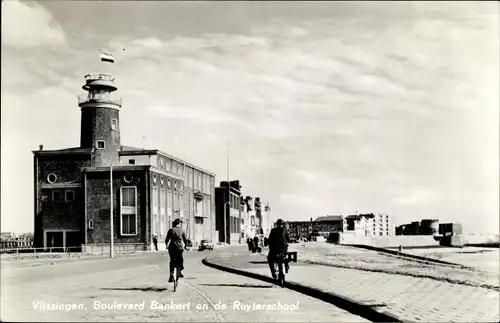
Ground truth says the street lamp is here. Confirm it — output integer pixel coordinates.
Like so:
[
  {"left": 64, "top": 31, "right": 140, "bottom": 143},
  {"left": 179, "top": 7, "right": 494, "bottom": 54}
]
[{"left": 223, "top": 200, "right": 231, "bottom": 244}]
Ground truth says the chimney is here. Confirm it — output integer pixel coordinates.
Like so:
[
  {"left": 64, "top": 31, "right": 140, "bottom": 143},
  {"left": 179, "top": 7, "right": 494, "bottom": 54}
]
[
  {"left": 39, "top": 144, "right": 43, "bottom": 151},
  {"left": 310, "top": 217, "right": 313, "bottom": 222}
]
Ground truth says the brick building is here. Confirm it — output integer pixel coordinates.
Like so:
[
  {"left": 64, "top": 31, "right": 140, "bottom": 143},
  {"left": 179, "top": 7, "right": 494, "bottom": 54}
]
[
  {"left": 288, "top": 215, "right": 343, "bottom": 241},
  {"left": 33, "top": 73, "right": 216, "bottom": 252}
]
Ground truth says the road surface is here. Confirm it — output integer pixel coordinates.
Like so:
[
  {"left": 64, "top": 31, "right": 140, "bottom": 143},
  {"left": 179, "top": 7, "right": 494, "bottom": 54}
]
[{"left": 1, "top": 247, "right": 367, "bottom": 322}]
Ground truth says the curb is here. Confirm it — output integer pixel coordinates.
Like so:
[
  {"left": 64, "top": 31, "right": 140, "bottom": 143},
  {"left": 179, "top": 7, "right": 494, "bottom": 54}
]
[
  {"left": 346, "top": 244, "right": 469, "bottom": 268},
  {"left": 202, "top": 257, "right": 407, "bottom": 323}
]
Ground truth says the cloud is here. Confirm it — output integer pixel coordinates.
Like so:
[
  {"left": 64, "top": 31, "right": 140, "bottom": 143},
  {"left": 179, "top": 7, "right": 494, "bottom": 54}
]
[
  {"left": 1, "top": 0, "right": 66, "bottom": 48},
  {"left": 1, "top": 2, "right": 498, "bottom": 234},
  {"left": 295, "top": 170, "right": 317, "bottom": 181},
  {"left": 393, "top": 188, "right": 438, "bottom": 206},
  {"left": 280, "top": 193, "right": 314, "bottom": 206}
]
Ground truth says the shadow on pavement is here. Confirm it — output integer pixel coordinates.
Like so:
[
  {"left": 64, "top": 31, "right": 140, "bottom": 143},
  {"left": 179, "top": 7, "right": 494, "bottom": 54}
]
[
  {"left": 249, "top": 261, "right": 268, "bottom": 264},
  {"left": 101, "top": 287, "right": 168, "bottom": 292},
  {"left": 199, "top": 283, "right": 273, "bottom": 288}
]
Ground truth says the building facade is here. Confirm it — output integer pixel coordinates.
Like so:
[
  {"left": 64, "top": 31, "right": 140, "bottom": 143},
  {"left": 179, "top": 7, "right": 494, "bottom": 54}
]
[
  {"left": 371, "top": 213, "right": 395, "bottom": 236},
  {"left": 288, "top": 216, "right": 343, "bottom": 241},
  {"left": 215, "top": 180, "right": 242, "bottom": 244},
  {"left": 33, "top": 73, "right": 216, "bottom": 252},
  {"left": 344, "top": 214, "right": 375, "bottom": 236}
]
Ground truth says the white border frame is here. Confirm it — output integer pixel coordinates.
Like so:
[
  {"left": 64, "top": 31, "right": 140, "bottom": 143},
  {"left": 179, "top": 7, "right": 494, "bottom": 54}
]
[
  {"left": 120, "top": 186, "right": 138, "bottom": 236},
  {"left": 96, "top": 140, "right": 106, "bottom": 150}
]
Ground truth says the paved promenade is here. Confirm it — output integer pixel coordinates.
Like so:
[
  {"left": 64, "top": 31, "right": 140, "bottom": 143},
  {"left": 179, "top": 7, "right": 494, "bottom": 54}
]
[
  {"left": 1, "top": 246, "right": 367, "bottom": 322},
  {"left": 206, "top": 247, "right": 500, "bottom": 322}
]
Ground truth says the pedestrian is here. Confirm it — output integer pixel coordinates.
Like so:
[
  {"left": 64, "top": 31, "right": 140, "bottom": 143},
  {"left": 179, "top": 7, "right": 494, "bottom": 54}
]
[
  {"left": 253, "top": 236, "right": 260, "bottom": 253},
  {"left": 153, "top": 234, "right": 158, "bottom": 251},
  {"left": 247, "top": 238, "right": 252, "bottom": 251}
]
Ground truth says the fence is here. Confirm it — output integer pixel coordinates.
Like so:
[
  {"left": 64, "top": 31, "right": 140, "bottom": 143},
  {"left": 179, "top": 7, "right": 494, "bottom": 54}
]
[
  {"left": 0, "top": 243, "right": 148, "bottom": 260},
  {"left": 1, "top": 239, "right": 34, "bottom": 250},
  {"left": 82, "top": 243, "right": 147, "bottom": 255}
]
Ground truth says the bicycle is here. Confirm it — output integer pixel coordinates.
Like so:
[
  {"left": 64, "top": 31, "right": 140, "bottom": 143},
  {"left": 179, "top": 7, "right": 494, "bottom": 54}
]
[
  {"left": 171, "top": 248, "right": 189, "bottom": 292},
  {"left": 274, "top": 251, "right": 297, "bottom": 287}
]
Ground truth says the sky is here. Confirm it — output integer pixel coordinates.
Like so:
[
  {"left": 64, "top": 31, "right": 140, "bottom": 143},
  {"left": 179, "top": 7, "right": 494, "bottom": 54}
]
[{"left": 1, "top": 1, "right": 499, "bottom": 234}]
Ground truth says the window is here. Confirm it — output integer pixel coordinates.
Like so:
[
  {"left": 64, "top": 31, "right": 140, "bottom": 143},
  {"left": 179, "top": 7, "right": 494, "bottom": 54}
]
[
  {"left": 124, "top": 173, "right": 133, "bottom": 183},
  {"left": 88, "top": 220, "right": 94, "bottom": 229},
  {"left": 153, "top": 174, "right": 157, "bottom": 184},
  {"left": 120, "top": 187, "right": 137, "bottom": 235},
  {"left": 160, "top": 189, "right": 166, "bottom": 215},
  {"left": 128, "top": 159, "right": 135, "bottom": 165},
  {"left": 65, "top": 190, "right": 74, "bottom": 202},
  {"left": 153, "top": 187, "right": 158, "bottom": 211},
  {"left": 96, "top": 140, "right": 105, "bottom": 149},
  {"left": 52, "top": 191, "right": 61, "bottom": 202},
  {"left": 167, "top": 190, "right": 172, "bottom": 216},
  {"left": 174, "top": 192, "right": 179, "bottom": 211},
  {"left": 111, "top": 119, "right": 118, "bottom": 130},
  {"left": 47, "top": 173, "right": 57, "bottom": 184}
]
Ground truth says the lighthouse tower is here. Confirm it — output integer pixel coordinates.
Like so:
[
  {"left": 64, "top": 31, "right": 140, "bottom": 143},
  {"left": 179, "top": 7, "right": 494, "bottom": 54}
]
[{"left": 78, "top": 73, "right": 122, "bottom": 167}]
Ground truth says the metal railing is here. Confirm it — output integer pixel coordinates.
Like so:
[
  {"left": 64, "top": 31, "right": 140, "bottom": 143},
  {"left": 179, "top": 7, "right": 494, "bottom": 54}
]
[
  {"left": 85, "top": 73, "right": 115, "bottom": 82},
  {"left": 1, "top": 243, "right": 148, "bottom": 260},
  {"left": 77, "top": 94, "right": 122, "bottom": 106},
  {"left": 1, "top": 239, "right": 33, "bottom": 250}
]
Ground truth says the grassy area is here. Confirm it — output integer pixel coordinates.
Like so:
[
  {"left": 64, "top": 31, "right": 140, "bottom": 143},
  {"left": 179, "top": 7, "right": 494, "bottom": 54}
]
[{"left": 293, "top": 244, "right": 499, "bottom": 291}]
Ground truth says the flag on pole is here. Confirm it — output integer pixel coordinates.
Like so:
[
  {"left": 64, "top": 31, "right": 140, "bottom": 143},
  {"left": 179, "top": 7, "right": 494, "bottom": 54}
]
[{"left": 98, "top": 49, "right": 114, "bottom": 63}]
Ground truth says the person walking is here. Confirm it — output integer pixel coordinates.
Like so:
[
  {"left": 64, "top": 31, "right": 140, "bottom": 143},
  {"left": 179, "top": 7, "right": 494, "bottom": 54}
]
[{"left": 153, "top": 234, "right": 159, "bottom": 251}]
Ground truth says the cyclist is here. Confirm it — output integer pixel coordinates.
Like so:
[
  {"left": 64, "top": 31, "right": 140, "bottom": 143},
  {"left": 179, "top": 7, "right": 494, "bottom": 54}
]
[
  {"left": 165, "top": 218, "right": 189, "bottom": 282},
  {"left": 267, "top": 218, "right": 290, "bottom": 279}
]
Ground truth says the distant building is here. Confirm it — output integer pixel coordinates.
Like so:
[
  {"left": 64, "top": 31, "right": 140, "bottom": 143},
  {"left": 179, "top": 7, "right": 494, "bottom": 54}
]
[
  {"left": 344, "top": 213, "right": 375, "bottom": 236},
  {"left": 372, "top": 213, "right": 395, "bottom": 236},
  {"left": 288, "top": 215, "right": 343, "bottom": 241},
  {"left": 420, "top": 219, "right": 439, "bottom": 236},
  {"left": 215, "top": 180, "right": 242, "bottom": 244},
  {"left": 242, "top": 196, "right": 257, "bottom": 239},
  {"left": 312, "top": 215, "right": 344, "bottom": 237},
  {"left": 439, "top": 223, "right": 462, "bottom": 236},
  {"left": 288, "top": 220, "right": 312, "bottom": 241},
  {"left": 396, "top": 219, "right": 460, "bottom": 236}
]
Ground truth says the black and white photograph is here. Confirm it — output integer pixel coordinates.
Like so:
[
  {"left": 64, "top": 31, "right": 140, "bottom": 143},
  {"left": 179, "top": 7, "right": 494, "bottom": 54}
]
[{"left": 1, "top": 1, "right": 499, "bottom": 322}]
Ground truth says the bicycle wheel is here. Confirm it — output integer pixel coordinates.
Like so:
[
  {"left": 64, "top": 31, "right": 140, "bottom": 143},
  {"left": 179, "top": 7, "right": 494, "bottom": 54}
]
[
  {"left": 278, "top": 262, "right": 285, "bottom": 287},
  {"left": 173, "top": 268, "right": 178, "bottom": 292}
]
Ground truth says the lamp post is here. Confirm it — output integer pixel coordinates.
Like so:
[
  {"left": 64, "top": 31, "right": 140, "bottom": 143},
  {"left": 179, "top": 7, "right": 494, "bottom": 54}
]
[
  {"left": 109, "top": 159, "right": 119, "bottom": 258},
  {"left": 223, "top": 200, "right": 231, "bottom": 244}
]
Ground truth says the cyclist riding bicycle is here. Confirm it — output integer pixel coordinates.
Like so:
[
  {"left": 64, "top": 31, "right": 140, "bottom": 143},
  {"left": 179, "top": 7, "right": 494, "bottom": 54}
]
[
  {"left": 267, "top": 218, "right": 290, "bottom": 279},
  {"left": 165, "top": 218, "right": 189, "bottom": 282}
]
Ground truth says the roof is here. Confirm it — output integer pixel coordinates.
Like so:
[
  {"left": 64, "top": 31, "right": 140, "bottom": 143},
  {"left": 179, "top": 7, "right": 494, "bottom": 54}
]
[
  {"left": 346, "top": 213, "right": 375, "bottom": 220},
  {"left": 82, "top": 165, "right": 149, "bottom": 173},
  {"left": 315, "top": 215, "right": 343, "bottom": 222},
  {"left": 119, "top": 145, "right": 215, "bottom": 176},
  {"left": 120, "top": 145, "right": 146, "bottom": 151},
  {"left": 33, "top": 147, "right": 93, "bottom": 155}
]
